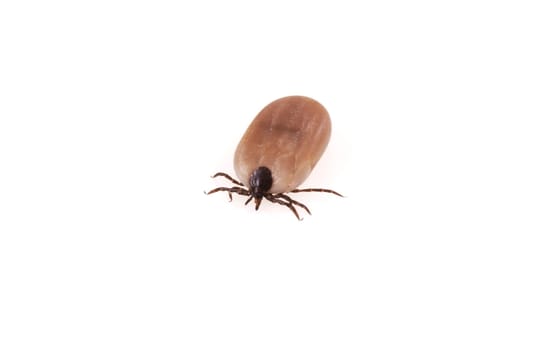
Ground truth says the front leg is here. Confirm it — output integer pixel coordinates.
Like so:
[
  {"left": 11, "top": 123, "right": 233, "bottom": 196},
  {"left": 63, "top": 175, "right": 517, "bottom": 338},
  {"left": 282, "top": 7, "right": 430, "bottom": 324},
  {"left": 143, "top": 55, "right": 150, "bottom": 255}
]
[
  {"left": 211, "top": 172, "right": 244, "bottom": 186},
  {"left": 271, "top": 193, "right": 311, "bottom": 215},
  {"left": 205, "top": 186, "right": 250, "bottom": 202},
  {"left": 265, "top": 193, "right": 302, "bottom": 220}
]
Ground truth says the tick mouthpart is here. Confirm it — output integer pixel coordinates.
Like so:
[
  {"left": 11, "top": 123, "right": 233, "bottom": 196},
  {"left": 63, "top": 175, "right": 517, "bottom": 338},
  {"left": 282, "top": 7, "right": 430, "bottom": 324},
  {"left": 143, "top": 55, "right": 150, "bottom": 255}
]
[{"left": 254, "top": 196, "right": 263, "bottom": 210}]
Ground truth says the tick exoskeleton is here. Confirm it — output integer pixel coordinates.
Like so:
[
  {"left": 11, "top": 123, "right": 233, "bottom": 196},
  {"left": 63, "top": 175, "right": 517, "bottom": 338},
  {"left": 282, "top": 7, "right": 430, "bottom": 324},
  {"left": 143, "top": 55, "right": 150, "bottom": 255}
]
[{"left": 206, "top": 95, "right": 342, "bottom": 220}]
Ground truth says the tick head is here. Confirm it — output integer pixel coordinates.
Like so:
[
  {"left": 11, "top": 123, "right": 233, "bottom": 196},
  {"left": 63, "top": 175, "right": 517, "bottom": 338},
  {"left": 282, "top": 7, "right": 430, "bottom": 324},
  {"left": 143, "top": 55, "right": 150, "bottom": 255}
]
[{"left": 248, "top": 166, "right": 273, "bottom": 210}]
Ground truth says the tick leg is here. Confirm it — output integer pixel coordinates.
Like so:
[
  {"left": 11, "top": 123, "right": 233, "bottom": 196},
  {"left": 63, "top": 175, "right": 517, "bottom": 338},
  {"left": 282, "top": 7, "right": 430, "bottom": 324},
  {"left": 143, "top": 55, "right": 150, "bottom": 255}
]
[
  {"left": 265, "top": 194, "right": 302, "bottom": 220},
  {"left": 272, "top": 193, "right": 311, "bottom": 215},
  {"left": 211, "top": 172, "right": 244, "bottom": 186},
  {"left": 205, "top": 186, "right": 250, "bottom": 202},
  {"left": 291, "top": 188, "right": 344, "bottom": 197}
]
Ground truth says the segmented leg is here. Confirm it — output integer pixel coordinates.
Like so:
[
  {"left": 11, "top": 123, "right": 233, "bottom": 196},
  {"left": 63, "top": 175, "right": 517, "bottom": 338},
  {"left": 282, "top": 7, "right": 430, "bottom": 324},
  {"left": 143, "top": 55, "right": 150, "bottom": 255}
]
[
  {"left": 291, "top": 188, "right": 344, "bottom": 197},
  {"left": 205, "top": 186, "right": 250, "bottom": 202},
  {"left": 271, "top": 193, "right": 311, "bottom": 215},
  {"left": 211, "top": 172, "right": 244, "bottom": 186},
  {"left": 265, "top": 194, "right": 302, "bottom": 220}
]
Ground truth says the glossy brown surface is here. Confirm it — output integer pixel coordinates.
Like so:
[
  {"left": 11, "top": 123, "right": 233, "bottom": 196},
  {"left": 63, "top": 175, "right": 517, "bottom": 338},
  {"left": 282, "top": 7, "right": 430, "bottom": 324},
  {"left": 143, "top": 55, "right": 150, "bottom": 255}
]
[{"left": 234, "top": 96, "right": 331, "bottom": 193}]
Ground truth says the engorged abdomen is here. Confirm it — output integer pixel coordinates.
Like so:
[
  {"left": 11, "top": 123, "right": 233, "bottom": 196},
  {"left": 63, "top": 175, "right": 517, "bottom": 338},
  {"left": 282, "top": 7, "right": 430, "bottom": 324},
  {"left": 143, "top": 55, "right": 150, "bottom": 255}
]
[{"left": 233, "top": 96, "right": 331, "bottom": 193}]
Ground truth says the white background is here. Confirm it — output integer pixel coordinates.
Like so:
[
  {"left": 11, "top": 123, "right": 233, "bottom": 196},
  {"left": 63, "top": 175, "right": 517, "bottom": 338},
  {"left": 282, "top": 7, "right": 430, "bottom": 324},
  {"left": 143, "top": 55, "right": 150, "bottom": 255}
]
[{"left": 1, "top": 1, "right": 534, "bottom": 349}]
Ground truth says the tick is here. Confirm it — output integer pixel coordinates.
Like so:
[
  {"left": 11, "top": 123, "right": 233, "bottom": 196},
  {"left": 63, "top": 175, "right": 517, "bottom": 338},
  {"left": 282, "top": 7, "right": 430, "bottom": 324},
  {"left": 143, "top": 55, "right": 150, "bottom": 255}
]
[{"left": 206, "top": 95, "right": 342, "bottom": 220}]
